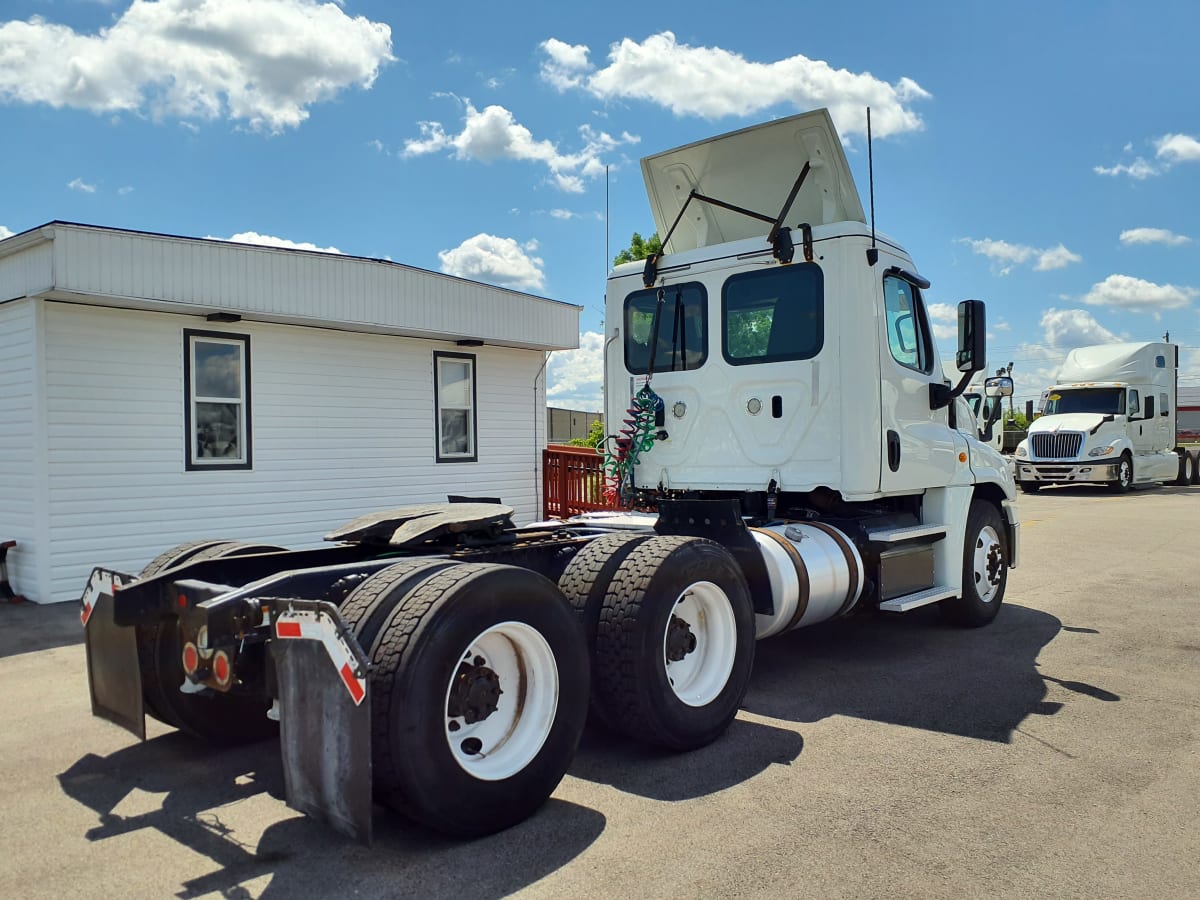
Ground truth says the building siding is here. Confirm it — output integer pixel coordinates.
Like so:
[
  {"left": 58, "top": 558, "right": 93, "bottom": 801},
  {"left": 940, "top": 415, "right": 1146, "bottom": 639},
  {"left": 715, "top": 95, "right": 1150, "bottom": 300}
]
[
  {"left": 41, "top": 302, "right": 548, "bottom": 602},
  {"left": 49, "top": 225, "right": 578, "bottom": 351},
  {"left": 0, "top": 298, "right": 40, "bottom": 599}
]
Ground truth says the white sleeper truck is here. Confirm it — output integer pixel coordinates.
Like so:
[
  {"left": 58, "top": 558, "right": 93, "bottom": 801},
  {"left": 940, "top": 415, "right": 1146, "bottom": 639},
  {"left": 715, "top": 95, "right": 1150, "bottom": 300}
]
[
  {"left": 1014, "top": 341, "right": 1192, "bottom": 492},
  {"left": 78, "top": 109, "right": 1018, "bottom": 843}
]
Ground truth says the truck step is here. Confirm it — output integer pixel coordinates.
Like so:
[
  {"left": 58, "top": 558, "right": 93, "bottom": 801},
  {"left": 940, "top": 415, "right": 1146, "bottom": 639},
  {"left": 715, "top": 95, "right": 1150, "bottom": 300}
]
[
  {"left": 878, "top": 585, "right": 958, "bottom": 612},
  {"left": 867, "top": 523, "right": 947, "bottom": 544}
]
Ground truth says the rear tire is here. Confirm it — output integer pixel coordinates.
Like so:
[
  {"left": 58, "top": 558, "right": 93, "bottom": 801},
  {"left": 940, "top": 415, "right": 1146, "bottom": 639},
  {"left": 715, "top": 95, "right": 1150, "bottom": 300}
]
[
  {"left": 557, "top": 533, "right": 651, "bottom": 731},
  {"left": 940, "top": 500, "right": 1007, "bottom": 627},
  {"left": 367, "top": 563, "right": 588, "bottom": 837},
  {"left": 1191, "top": 450, "right": 1200, "bottom": 486},
  {"left": 338, "top": 559, "right": 458, "bottom": 653},
  {"left": 1109, "top": 452, "right": 1133, "bottom": 492},
  {"left": 139, "top": 541, "right": 284, "bottom": 742},
  {"left": 1174, "top": 449, "right": 1192, "bottom": 486},
  {"left": 591, "top": 536, "right": 755, "bottom": 751}
]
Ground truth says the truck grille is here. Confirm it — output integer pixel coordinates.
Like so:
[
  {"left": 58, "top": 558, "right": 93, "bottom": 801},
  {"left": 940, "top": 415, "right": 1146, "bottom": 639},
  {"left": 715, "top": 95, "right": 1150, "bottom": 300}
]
[{"left": 1031, "top": 432, "right": 1083, "bottom": 459}]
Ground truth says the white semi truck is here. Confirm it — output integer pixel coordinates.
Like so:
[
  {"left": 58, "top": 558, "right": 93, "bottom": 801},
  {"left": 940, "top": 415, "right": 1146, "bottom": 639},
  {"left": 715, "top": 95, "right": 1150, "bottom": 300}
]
[
  {"left": 78, "top": 109, "right": 1018, "bottom": 842},
  {"left": 1014, "top": 341, "right": 1192, "bottom": 491}
]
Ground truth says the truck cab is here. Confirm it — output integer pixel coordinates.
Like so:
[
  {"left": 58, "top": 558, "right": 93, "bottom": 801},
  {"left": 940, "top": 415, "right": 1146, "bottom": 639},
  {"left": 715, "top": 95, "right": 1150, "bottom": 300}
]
[
  {"left": 603, "top": 109, "right": 1018, "bottom": 624},
  {"left": 1014, "top": 342, "right": 1181, "bottom": 492}
]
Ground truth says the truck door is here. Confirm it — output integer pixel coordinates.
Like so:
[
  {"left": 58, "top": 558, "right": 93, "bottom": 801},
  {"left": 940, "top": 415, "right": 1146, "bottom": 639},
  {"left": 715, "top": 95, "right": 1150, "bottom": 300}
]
[{"left": 878, "top": 268, "right": 959, "bottom": 492}]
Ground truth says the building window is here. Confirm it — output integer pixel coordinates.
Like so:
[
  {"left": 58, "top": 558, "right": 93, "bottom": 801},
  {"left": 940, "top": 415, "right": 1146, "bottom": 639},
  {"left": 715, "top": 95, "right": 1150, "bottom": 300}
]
[
  {"left": 185, "top": 330, "right": 251, "bottom": 470},
  {"left": 434, "top": 351, "right": 477, "bottom": 462}
]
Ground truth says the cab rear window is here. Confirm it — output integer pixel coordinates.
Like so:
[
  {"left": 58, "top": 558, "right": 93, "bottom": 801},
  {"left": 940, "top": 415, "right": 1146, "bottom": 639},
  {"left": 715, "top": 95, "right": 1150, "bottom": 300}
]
[
  {"left": 623, "top": 283, "right": 708, "bottom": 374},
  {"left": 722, "top": 264, "right": 823, "bottom": 365}
]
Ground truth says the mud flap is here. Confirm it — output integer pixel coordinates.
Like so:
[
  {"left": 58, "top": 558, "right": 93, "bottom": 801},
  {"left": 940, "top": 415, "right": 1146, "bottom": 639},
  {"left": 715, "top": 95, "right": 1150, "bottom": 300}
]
[
  {"left": 271, "top": 601, "right": 373, "bottom": 845},
  {"left": 81, "top": 568, "right": 144, "bottom": 740}
]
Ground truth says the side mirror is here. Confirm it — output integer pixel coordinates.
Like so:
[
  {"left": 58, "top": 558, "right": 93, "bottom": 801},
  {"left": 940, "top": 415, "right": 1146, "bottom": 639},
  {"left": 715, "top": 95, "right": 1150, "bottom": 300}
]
[
  {"left": 955, "top": 299, "right": 986, "bottom": 374},
  {"left": 984, "top": 375, "right": 1013, "bottom": 398}
]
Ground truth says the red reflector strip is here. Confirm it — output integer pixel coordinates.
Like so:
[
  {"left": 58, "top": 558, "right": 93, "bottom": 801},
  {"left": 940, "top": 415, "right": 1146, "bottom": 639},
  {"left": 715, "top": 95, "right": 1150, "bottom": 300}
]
[
  {"left": 80, "top": 602, "right": 92, "bottom": 626},
  {"left": 276, "top": 621, "right": 303, "bottom": 638},
  {"left": 340, "top": 662, "right": 366, "bottom": 705}
]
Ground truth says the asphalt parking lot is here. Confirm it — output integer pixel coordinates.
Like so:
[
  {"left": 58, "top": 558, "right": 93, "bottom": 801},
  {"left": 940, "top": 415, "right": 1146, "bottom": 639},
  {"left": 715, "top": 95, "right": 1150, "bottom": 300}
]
[{"left": 2, "top": 484, "right": 1198, "bottom": 899}]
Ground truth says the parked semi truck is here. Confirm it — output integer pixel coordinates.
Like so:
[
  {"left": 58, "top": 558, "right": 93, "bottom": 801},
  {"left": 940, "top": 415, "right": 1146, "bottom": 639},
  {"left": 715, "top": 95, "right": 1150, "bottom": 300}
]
[
  {"left": 79, "top": 109, "right": 1019, "bottom": 842},
  {"left": 1013, "top": 341, "right": 1196, "bottom": 491}
]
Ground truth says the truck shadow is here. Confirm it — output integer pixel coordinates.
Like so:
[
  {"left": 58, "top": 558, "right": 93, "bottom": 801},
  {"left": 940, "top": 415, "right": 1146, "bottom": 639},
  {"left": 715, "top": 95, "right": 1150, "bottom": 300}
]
[
  {"left": 743, "top": 602, "right": 1112, "bottom": 741},
  {"left": 57, "top": 732, "right": 605, "bottom": 900},
  {"left": 569, "top": 716, "right": 804, "bottom": 802}
]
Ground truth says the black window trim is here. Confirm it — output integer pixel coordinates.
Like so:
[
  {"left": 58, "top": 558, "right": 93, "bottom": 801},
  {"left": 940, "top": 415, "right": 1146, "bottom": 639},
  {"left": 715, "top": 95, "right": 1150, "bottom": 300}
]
[
  {"left": 184, "top": 328, "right": 252, "bottom": 472},
  {"left": 721, "top": 262, "right": 825, "bottom": 366},
  {"left": 434, "top": 350, "right": 479, "bottom": 463}
]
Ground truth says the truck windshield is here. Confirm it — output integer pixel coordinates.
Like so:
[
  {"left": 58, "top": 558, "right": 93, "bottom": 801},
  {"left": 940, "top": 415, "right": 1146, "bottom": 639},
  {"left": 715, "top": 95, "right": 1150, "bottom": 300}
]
[{"left": 1043, "top": 388, "right": 1125, "bottom": 415}]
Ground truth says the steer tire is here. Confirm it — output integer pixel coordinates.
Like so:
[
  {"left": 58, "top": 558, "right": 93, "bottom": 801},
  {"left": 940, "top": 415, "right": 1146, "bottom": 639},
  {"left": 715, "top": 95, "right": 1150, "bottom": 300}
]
[
  {"left": 338, "top": 559, "right": 459, "bottom": 653},
  {"left": 367, "top": 563, "right": 588, "bottom": 837},
  {"left": 1109, "top": 452, "right": 1134, "bottom": 493},
  {"left": 1173, "top": 449, "right": 1191, "bottom": 486},
  {"left": 591, "top": 535, "right": 755, "bottom": 752},
  {"left": 139, "top": 541, "right": 284, "bottom": 742},
  {"left": 940, "top": 500, "right": 1007, "bottom": 628}
]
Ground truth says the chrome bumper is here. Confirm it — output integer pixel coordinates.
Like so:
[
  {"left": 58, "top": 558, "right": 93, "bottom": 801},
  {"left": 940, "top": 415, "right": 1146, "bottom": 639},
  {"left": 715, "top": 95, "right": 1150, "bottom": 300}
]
[{"left": 1016, "top": 461, "right": 1118, "bottom": 484}]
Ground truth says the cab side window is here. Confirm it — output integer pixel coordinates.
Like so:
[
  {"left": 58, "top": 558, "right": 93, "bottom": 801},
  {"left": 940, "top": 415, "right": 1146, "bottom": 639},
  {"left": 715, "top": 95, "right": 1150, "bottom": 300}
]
[
  {"left": 883, "top": 275, "right": 933, "bottom": 374},
  {"left": 1128, "top": 390, "right": 1140, "bottom": 417}
]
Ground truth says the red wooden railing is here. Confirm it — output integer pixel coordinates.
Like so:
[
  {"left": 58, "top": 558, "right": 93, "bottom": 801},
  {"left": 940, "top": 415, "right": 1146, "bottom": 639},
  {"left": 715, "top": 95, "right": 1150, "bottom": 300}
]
[{"left": 543, "top": 445, "right": 616, "bottom": 518}]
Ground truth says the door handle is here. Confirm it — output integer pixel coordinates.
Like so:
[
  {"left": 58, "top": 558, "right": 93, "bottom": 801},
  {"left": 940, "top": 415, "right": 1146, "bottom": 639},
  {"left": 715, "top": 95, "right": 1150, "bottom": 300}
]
[{"left": 887, "top": 430, "right": 901, "bottom": 472}]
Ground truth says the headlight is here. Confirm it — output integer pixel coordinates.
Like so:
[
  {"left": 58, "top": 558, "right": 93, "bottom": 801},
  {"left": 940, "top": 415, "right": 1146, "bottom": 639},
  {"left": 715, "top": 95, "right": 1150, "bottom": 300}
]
[
  {"left": 1015, "top": 447, "right": 1027, "bottom": 458},
  {"left": 1088, "top": 445, "right": 1115, "bottom": 457}
]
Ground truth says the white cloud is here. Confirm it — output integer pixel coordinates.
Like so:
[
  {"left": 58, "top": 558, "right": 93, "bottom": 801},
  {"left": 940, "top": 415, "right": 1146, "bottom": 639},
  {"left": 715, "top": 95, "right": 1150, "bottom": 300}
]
[
  {"left": 1034, "top": 243, "right": 1082, "bottom": 271},
  {"left": 1081, "top": 274, "right": 1198, "bottom": 315},
  {"left": 995, "top": 321, "right": 1011, "bottom": 332},
  {"left": 926, "top": 301, "right": 957, "bottom": 340},
  {"left": 958, "top": 237, "right": 1082, "bottom": 275},
  {"left": 1155, "top": 133, "right": 1200, "bottom": 164},
  {"left": 0, "top": 225, "right": 13, "bottom": 240},
  {"left": 550, "top": 209, "right": 578, "bottom": 220},
  {"left": 1094, "top": 131, "right": 1200, "bottom": 179},
  {"left": 67, "top": 177, "right": 96, "bottom": 193},
  {"left": 1119, "top": 227, "right": 1191, "bottom": 247},
  {"left": 1040, "top": 308, "right": 1120, "bottom": 348},
  {"left": 0, "top": 1, "right": 393, "bottom": 133},
  {"left": 547, "top": 329, "right": 605, "bottom": 411},
  {"left": 403, "top": 100, "right": 637, "bottom": 193},
  {"left": 207, "top": 231, "right": 342, "bottom": 254},
  {"left": 117, "top": 185, "right": 133, "bottom": 196},
  {"left": 1093, "top": 158, "right": 1159, "bottom": 180},
  {"left": 539, "top": 32, "right": 929, "bottom": 139},
  {"left": 438, "top": 233, "right": 545, "bottom": 292}
]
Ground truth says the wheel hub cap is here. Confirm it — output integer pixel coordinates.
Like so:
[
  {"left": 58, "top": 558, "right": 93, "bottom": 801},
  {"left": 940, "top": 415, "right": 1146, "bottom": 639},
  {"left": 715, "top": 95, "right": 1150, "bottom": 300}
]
[
  {"left": 665, "top": 614, "right": 697, "bottom": 662},
  {"left": 447, "top": 656, "right": 502, "bottom": 724}
]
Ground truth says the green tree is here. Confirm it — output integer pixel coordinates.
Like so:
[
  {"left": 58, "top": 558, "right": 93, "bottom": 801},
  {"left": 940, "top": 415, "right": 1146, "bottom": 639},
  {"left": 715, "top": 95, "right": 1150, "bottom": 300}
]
[
  {"left": 614, "top": 231, "right": 662, "bottom": 266},
  {"left": 567, "top": 417, "right": 606, "bottom": 449}
]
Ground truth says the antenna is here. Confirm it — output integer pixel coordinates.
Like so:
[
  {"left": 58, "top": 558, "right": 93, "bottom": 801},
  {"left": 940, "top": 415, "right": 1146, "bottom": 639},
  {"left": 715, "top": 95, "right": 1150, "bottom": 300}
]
[
  {"left": 866, "top": 107, "right": 878, "bottom": 266},
  {"left": 605, "top": 164, "right": 610, "bottom": 280}
]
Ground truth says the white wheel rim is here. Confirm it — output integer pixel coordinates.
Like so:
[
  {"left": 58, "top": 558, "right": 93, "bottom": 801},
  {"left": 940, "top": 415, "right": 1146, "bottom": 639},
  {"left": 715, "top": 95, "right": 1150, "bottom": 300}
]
[
  {"left": 972, "top": 525, "right": 1004, "bottom": 604},
  {"left": 662, "top": 581, "right": 737, "bottom": 707},
  {"left": 443, "top": 621, "right": 559, "bottom": 781},
  {"left": 1120, "top": 460, "right": 1131, "bottom": 486}
]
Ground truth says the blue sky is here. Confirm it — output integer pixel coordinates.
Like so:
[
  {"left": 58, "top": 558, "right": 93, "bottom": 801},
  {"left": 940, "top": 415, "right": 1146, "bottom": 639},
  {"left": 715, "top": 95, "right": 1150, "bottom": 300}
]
[{"left": 2, "top": 0, "right": 1198, "bottom": 411}]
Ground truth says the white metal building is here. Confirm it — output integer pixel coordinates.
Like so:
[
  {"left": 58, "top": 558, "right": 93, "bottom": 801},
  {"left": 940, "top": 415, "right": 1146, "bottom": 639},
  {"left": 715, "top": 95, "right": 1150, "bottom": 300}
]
[{"left": 0, "top": 222, "right": 580, "bottom": 603}]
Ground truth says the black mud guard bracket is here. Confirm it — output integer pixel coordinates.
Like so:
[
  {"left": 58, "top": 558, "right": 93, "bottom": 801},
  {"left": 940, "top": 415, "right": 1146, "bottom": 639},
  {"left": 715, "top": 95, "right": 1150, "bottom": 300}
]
[
  {"left": 270, "top": 599, "right": 373, "bottom": 845},
  {"left": 654, "top": 498, "right": 774, "bottom": 615},
  {"left": 81, "top": 567, "right": 144, "bottom": 740}
]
